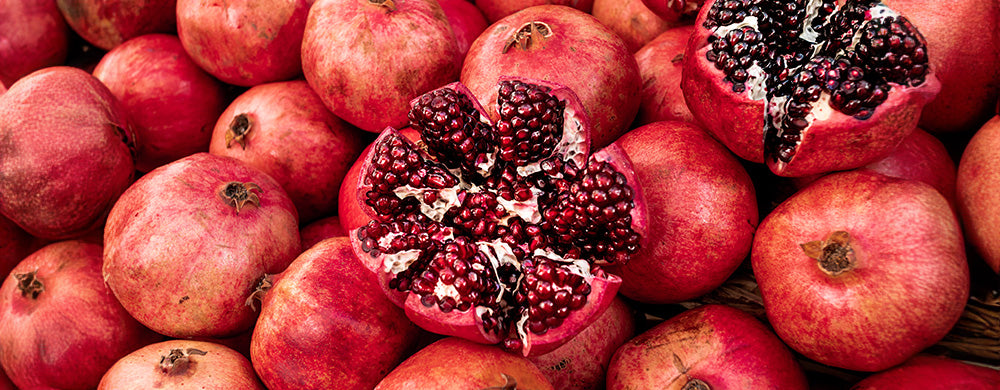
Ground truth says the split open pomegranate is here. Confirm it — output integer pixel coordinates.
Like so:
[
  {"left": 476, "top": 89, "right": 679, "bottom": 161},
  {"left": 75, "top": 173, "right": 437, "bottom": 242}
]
[{"left": 350, "top": 77, "right": 646, "bottom": 356}]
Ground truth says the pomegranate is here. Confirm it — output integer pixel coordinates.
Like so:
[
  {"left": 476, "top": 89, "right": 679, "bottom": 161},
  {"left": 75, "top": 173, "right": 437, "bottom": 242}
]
[
  {"left": 475, "top": 0, "right": 594, "bottom": 23},
  {"left": 176, "top": 0, "right": 310, "bottom": 86},
  {"left": 103, "top": 153, "right": 301, "bottom": 338},
  {"left": 0, "top": 0, "right": 68, "bottom": 87},
  {"left": 957, "top": 115, "right": 1000, "bottom": 274},
  {"left": 99, "top": 340, "right": 265, "bottom": 389},
  {"left": 375, "top": 337, "right": 555, "bottom": 389},
  {"left": 634, "top": 24, "right": 698, "bottom": 126},
  {"left": 606, "top": 304, "right": 809, "bottom": 389},
  {"left": 251, "top": 237, "right": 420, "bottom": 390},
  {"left": 752, "top": 170, "right": 969, "bottom": 371},
  {"left": 0, "top": 66, "right": 135, "bottom": 240},
  {"left": 641, "top": 0, "right": 690, "bottom": 21},
  {"left": 439, "top": 0, "right": 489, "bottom": 59},
  {"left": 592, "top": 0, "right": 676, "bottom": 53},
  {"left": 338, "top": 127, "right": 422, "bottom": 236},
  {"left": 209, "top": 80, "right": 369, "bottom": 223},
  {"left": 851, "top": 354, "right": 1000, "bottom": 389},
  {"left": 350, "top": 78, "right": 646, "bottom": 356},
  {"left": 56, "top": 0, "right": 176, "bottom": 50},
  {"left": 302, "top": 0, "right": 462, "bottom": 133},
  {"left": 93, "top": 33, "right": 228, "bottom": 173},
  {"left": 0, "top": 240, "right": 161, "bottom": 390},
  {"left": 610, "top": 121, "right": 758, "bottom": 303},
  {"left": 300, "top": 215, "right": 348, "bottom": 249},
  {"left": 683, "top": 0, "right": 941, "bottom": 176},
  {"left": 461, "top": 5, "right": 643, "bottom": 149},
  {"left": 528, "top": 298, "right": 636, "bottom": 390},
  {"left": 0, "top": 215, "right": 38, "bottom": 280}
]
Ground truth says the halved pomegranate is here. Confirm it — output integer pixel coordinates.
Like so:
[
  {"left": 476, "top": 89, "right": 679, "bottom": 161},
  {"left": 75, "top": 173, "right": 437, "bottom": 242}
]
[{"left": 350, "top": 77, "right": 646, "bottom": 356}]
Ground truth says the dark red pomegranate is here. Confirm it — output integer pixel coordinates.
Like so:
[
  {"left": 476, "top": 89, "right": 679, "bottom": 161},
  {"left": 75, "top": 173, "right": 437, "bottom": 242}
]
[
  {"left": 0, "top": 215, "right": 38, "bottom": 280},
  {"left": 851, "top": 354, "right": 1000, "bottom": 389},
  {"left": 375, "top": 337, "right": 555, "bottom": 389},
  {"left": 56, "top": 0, "right": 176, "bottom": 50},
  {"left": 176, "top": 0, "right": 310, "bottom": 86},
  {"left": 0, "top": 66, "right": 135, "bottom": 240},
  {"left": 93, "top": 33, "right": 227, "bottom": 173},
  {"left": 251, "top": 237, "right": 420, "bottom": 390},
  {"left": 99, "top": 340, "right": 265, "bottom": 389},
  {"left": 592, "top": 0, "right": 676, "bottom": 53},
  {"left": 753, "top": 170, "right": 969, "bottom": 371},
  {"left": 641, "top": 0, "right": 689, "bottom": 21},
  {"left": 339, "top": 127, "right": 422, "bottom": 236},
  {"left": 103, "top": 153, "right": 301, "bottom": 338},
  {"left": 957, "top": 115, "right": 1000, "bottom": 274},
  {"left": 0, "top": 0, "right": 68, "bottom": 87},
  {"left": 607, "top": 304, "right": 809, "bottom": 389},
  {"left": 300, "top": 215, "right": 348, "bottom": 249},
  {"left": 634, "top": 24, "right": 697, "bottom": 126},
  {"left": 609, "top": 121, "right": 758, "bottom": 303},
  {"left": 0, "top": 240, "right": 161, "bottom": 390},
  {"left": 461, "top": 5, "right": 643, "bottom": 149},
  {"left": 351, "top": 78, "right": 646, "bottom": 356},
  {"left": 439, "top": 0, "right": 489, "bottom": 59},
  {"left": 209, "top": 80, "right": 368, "bottom": 223},
  {"left": 302, "top": 0, "right": 462, "bottom": 133},
  {"left": 683, "top": 0, "right": 941, "bottom": 177},
  {"left": 475, "top": 0, "right": 594, "bottom": 23}
]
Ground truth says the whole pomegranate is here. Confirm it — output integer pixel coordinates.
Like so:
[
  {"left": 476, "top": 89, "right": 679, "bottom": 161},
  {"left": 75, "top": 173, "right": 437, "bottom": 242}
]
[
  {"left": 350, "top": 78, "right": 646, "bottom": 356},
  {"left": 634, "top": 24, "right": 697, "bottom": 126},
  {"left": 752, "top": 170, "right": 969, "bottom": 371},
  {"left": 251, "top": 237, "right": 420, "bottom": 390},
  {"left": 610, "top": 121, "right": 758, "bottom": 303},
  {"left": 957, "top": 115, "right": 1000, "bottom": 274},
  {"left": 99, "top": 340, "right": 265, "bottom": 389},
  {"left": 56, "top": 0, "right": 176, "bottom": 50},
  {"left": 641, "top": 0, "right": 689, "bottom": 21},
  {"left": 851, "top": 354, "right": 1000, "bottom": 389},
  {"left": 0, "top": 0, "right": 68, "bottom": 87},
  {"left": 0, "top": 240, "right": 161, "bottom": 390},
  {"left": 592, "top": 0, "right": 676, "bottom": 53},
  {"left": 93, "top": 33, "right": 227, "bottom": 172},
  {"left": 683, "top": 0, "right": 941, "bottom": 176},
  {"left": 475, "top": 0, "right": 594, "bottom": 23},
  {"left": 300, "top": 215, "right": 347, "bottom": 249},
  {"left": 0, "top": 66, "right": 135, "bottom": 240},
  {"left": 606, "top": 304, "right": 808, "bottom": 389},
  {"left": 209, "top": 80, "right": 368, "bottom": 223},
  {"left": 302, "top": 0, "right": 461, "bottom": 133},
  {"left": 103, "top": 153, "right": 301, "bottom": 338},
  {"left": 439, "top": 0, "right": 489, "bottom": 59},
  {"left": 176, "top": 0, "right": 310, "bottom": 86},
  {"left": 375, "top": 337, "right": 555, "bottom": 389},
  {"left": 461, "top": 5, "right": 642, "bottom": 149}
]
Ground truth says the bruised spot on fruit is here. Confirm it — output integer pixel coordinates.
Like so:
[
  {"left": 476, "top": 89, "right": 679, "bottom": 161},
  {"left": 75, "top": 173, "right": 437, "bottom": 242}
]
[
  {"left": 480, "top": 373, "right": 519, "bottom": 390},
  {"left": 14, "top": 271, "right": 44, "bottom": 299},
  {"left": 503, "top": 22, "right": 552, "bottom": 54},
  {"left": 368, "top": 0, "right": 396, "bottom": 12},
  {"left": 226, "top": 114, "right": 254, "bottom": 150},
  {"left": 158, "top": 348, "right": 207, "bottom": 376},
  {"left": 800, "top": 230, "right": 856, "bottom": 276},
  {"left": 547, "top": 357, "right": 571, "bottom": 371},
  {"left": 178, "top": 295, "right": 189, "bottom": 304},
  {"left": 218, "top": 181, "right": 263, "bottom": 214},
  {"left": 245, "top": 273, "right": 274, "bottom": 311}
]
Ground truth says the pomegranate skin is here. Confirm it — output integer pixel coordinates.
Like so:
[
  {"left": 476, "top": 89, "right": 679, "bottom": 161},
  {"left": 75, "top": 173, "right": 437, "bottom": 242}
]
[
  {"left": 375, "top": 337, "right": 555, "bottom": 390},
  {"left": 461, "top": 5, "right": 642, "bottom": 149},
  {"left": 851, "top": 355, "right": 1000, "bottom": 389},
  {"left": 300, "top": 215, "right": 347, "bottom": 250},
  {"left": 0, "top": 66, "right": 135, "bottom": 240},
  {"left": 0, "top": 241, "right": 161, "bottom": 390},
  {"left": 251, "top": 237, "right": 420, "bottom": 390},
  {"left": 753, "top": 170, "right": 969, "bottom": 372},
  {"left": 99, "top": 340, "right": 265, "bottom": 389},
  {"left": 475, "top": 0, "right": 594, "bottom": 23},
  {"left": 56, "top": 0, "right": 176, "bottom": 50},
  {"left": 176, "top": 0, "right": 310, "bottom": 86},
  {"left": 0, "top": 215, "right": 39, "bottom": 280},
  {"left": 610, "top": 121, "right": 758, "bottom": 303},
  {"left": 592, "top": 0, "right": 675, "bottom": 53},
  {"left": 93, "top": 33, "right": 227, "bottom": 173},
  {"left": 439, "top": 0, "right": 489, "bottom": 59},
  {"left": 103, "top": 153, "right": 301, "bottom": 338},
  {"left": 634, "top": 24, "right": 697, "bottom": 126},
  {"left": 209, "top": 80, "right": 368, "bottom": 223},
  {"left": 957, "top": 115, "right": 1000, "bottom": 273},
  {"left": 606, "top": 304, "right": 808, "bottom": 390},
  {"left": 0, "top": 0, "right": 69, "bottom": 87}
]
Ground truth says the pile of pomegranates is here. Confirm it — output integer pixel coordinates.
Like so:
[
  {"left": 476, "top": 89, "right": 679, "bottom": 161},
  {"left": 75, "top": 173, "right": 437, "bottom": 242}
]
[{"left": 0, "top": 0, "right": 997, "bottom": 388}]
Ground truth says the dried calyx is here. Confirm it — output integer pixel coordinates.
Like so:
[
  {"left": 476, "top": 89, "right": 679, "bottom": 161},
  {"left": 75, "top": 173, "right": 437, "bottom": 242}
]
[
  {"left": 15, "top": 271, "right": 44, "bottom": 299},
  {"left": 218, "top": 181, "right": 262, "bottom": 214},
  {"left": 159, "top": 348, "right": 207, "bottom": 375}
]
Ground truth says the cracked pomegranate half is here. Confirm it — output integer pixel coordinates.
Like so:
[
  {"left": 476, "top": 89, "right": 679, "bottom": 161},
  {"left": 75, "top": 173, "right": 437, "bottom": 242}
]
[
  {"left": 683, "top": 0, "right": 940, "bottom": 176},
  {"left": 350, "top": 77, "right": 646, "bottom": 356}
]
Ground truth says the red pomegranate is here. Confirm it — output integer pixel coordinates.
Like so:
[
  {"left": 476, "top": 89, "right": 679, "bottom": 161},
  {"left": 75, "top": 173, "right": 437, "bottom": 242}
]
[
  {"left": 609, "top": 121, "right": 758, "bottom": 303},
  {"left": 350, "top": 78, "right": 646, "bottom": 356},
  {"left": 606, "top": 304, "right": 809, "bottom": 389},
  {"left": 56, "top": 0, "right": 176, "bottom": 50},
  {"left": 251, "top": 237, "right": 420, "bottom": 390},
  {"left": 475, "top": 0, "right": 594, "bottom": 23},
  {"left": 300, "top": 215, "right": 348, "bottom": 250},
  {"left": 592, "top": 0, "right": 676, "bottom": 53},
  {"left": 0, "top": 215, "right": 38, "bottom": 280},
  {"left": 634, "top": 24, "right": 697, "bottom": 126},
  {"left": 957, "top": 115, "right": 1000, "bottom": 274},
  {"left": 0, "top": 66, "right": 135, "bottom": 240},
  {"left": 375, "top": 337, "right": 555, "bottom": 389},
  {"left": 683, "top": 0, "right": 941, "bottom": 177},
  {"left": 338, "top": 127, "right": 421, "bottom": 236},
  {"left": 103, "top": 153, "right": 301, "bottom": 338},
  {"left": 851, "top": 354, "right": 1000, "bottom": 389},
  {"left": 753, "top": 170, "right": 969, "bottom": 371},
  {"left": 209, "top": 80, "right": 368, "bottom": 223},
  {"left": 176, "top": 0, "right": 310, "bottom": 86},
  {"left": 0, "top": 0, "right": 68, "bottom": 87},
  {"left": 0, "top": 240, "right": 161, "bottom": 390},
  {"left": 439, "top": 0, "right": 489, "bottom": 59},
  {"left": 641, "top": 0, "right": 689, "bottom": 21},
  {"left": 461, "top": 5, "right": 642, "bottom": 149},
  {"left": 99, "top": 340, "right": 265, "bottom": 389},
  {"left": 93, "top": 33, "right": 227, "bottom": 173},
  {"left": 302, "top": 0, "right": 462, "bottom": 133}
]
